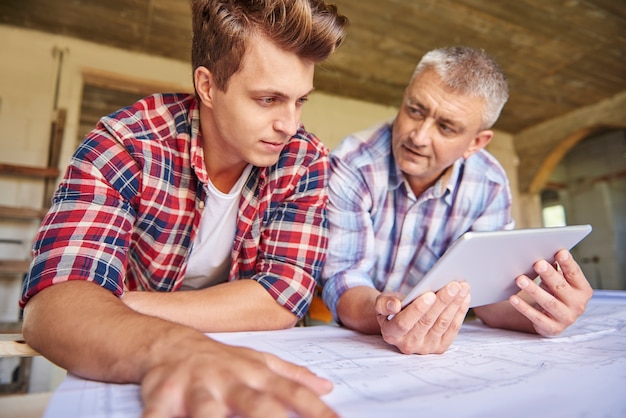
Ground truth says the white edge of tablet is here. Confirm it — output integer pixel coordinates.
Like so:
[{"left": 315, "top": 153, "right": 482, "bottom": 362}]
[{"left": 399, "top": 224, "right": 593, "bottom": 310}]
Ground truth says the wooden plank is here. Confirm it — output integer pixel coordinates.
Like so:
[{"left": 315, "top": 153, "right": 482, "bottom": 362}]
[
  {"left": 0, "top": 392, "right": 52, "bottom": 416},
  {"left": 0, "top": 260, "right": 31, "bottom": 276},
  {"left": 0, "top": 334, "right": 39, "bottom": 358},
  {"left": 0, "top": 164, "right": 59, "bottom": 179},
  {"left": 0, "top": 322, "right": 23, "bottom": 334},
  {"left": 0, "top": 206, "right": 47, "bottom": 220},
  {"left": 47, "top": 109, "right": 66, "bottom": 170},
  {"left": 43, "top": 108, "right": 66, "bottom": 206},
  {"left": 82, "top": 68, "right": 192, "bottom": 97}
]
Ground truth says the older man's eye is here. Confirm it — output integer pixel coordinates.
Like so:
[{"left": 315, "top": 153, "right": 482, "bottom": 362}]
[
  {"left": 408, "top": 107, "right": 424, "bottom": 118},
  {"left": 439, "top": 124, "right": 457, "bottom": 135}
]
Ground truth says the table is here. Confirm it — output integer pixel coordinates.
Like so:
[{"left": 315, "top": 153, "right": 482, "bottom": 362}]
[
  {"left": 0, "top": 393, "right": 52, "bottom": 418},
  {"left": 0, "top": 334, "right": 39, "bottom": 358},
  {"left": 38, "top": 290, "right": 626, "bottom": 417}
]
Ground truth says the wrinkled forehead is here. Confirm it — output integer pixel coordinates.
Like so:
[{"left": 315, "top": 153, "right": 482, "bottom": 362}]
[{"left": 405, "top": 69, "right": 486, "bottom": 129}]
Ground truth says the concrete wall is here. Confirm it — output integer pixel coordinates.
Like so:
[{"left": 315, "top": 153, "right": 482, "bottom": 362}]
[{"left": 515, "top": 91, "right": 626, "bottom": 194}]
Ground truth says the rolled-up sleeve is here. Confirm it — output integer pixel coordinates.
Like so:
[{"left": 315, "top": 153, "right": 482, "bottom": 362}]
[
  {"left": 20, "top": 132, "right": 138, "bottom": 308},
  {"left": 234, "top": 130, "right": 330, "bottom": 319},
  {"left": 321, "top": 153, "right": 379, "bottom": 320}
]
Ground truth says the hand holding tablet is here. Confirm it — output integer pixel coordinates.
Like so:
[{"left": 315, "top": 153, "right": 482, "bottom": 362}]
[{"left": 400, "top": 225, "right": 593, "bottom": 309}]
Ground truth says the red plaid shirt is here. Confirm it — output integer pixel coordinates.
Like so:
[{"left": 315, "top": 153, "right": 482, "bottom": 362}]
[{"left": 20, "top": 94, "right": 329, "bottom": 318}]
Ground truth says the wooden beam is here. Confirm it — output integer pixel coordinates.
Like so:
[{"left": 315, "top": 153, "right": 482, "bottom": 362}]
[
  {"left": 43, "top": 108, "right": 66, "bottom": 206},
  {"left": 0, "top": 205, "right": 48, "bottom": 220},
  {"left": 82, "top": 67, "right": 193, "bottom": 96},
  {"left": 0, "top": 334, "right": 39, "bottom": 358},
  {"left": 0, "top": 322, "right": 22, "bottom": 334},
  {"left": 0, "top": 164, "right": 60, "bottom": 179},
  {"left": 0, "top": 260, "right": 31, "bottom": 277}
]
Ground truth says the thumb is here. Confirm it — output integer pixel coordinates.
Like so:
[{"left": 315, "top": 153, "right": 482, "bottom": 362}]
[{"left": 376, "top": 294, "right": 402, "bottom": 316}]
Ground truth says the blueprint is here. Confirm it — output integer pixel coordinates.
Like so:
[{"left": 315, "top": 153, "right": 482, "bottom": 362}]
[{"left": 43, "top": 290, "right": 626, "bottom": 418}]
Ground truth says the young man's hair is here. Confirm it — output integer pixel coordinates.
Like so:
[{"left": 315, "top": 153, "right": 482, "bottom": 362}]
[
  {"left": 412, "top": 46, "right": 509, "bottom": 129},
  {"left": 191, "top": 0, "right": 348, "bottom": 90}
]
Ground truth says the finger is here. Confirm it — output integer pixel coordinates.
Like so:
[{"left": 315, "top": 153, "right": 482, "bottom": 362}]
[
  {"left": 388, "top": 291, "right": 437, "bottom": 339},
  {"left": 533, "top": 259, "right": 571, "bottom": 298},
  {"left": 228, "top": 385, "right": 291, "bottom": 418},
  {"left": 226, "top": 362, "right": 338, "bottom": 418},
  {"left": 411, "top": 282, "right": 465, "bottom": 330},
  {"left": 187, "top": 386, "right": 228, "bottom": 418},
  {"left": 385, "top": 283, "right": 466, "bottom": 354},
  {"left": 374, "top": 293, "right": 402, "bottom": 317},
  {"left": 265, "top": 353, "right": 334, "bottom": 395},
  {"left": 141, "top": 391, "right": 187, "bottom": 418},
  {"left": 429, "top": 288, "right": 471, "bottom": 338},
  {"left": 436, "top": 293, "right": 471, "bottom": 349},
  {"left": 555, "top": 250, "right": 593, "bottom": 293},
  {"left": 262, "top": 376, "right": 339, "bottom": 418},
  {"left": 141, "top": 372, "right": 186, "bottom": 418},
  {"left": 526, "top": 260, "right": 588, "bottom": 321},
  {"left": 142, "top": 401, "right": 172, "bottom": 418},
  {"left": 509, "top": 294, "right": 560, "bottom": 336},
  {"left": 392, "top": 282, "right": 463, "bottom": 336},
  {"left": 512, "top": 274, "right": 579, "bottom": 336},
  {"left": 413, "top": 285, "right": 470, "bottom": 353},
  {"left": 516, "top": 273, "right": 564, "bottom": 315}
]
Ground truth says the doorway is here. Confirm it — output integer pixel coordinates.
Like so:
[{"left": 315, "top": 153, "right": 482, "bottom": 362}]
[{"left": 541, "top": 129, "right": 626, "bottom": 290}]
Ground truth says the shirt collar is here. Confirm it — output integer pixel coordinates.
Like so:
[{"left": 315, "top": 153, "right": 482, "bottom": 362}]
[
  {"left": 188, "top": 98, "right": 211, "bottom": 185},
  {"left": 393, "top": 155, "right": 464, "bottom": 202}
]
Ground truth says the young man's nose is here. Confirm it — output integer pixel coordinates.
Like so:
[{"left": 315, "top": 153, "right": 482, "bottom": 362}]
[{"left": 274, "top": 105, "right": 300, "bottom": 137}]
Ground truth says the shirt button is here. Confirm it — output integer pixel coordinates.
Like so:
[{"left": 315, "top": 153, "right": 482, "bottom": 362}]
[{"left": 198, "top": 200, "right": 205, "bottom": 209}]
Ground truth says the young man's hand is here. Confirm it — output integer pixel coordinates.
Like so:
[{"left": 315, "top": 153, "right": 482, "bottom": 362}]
[{"left": 141, "top": 338, "right": 337, "bottom": 418}]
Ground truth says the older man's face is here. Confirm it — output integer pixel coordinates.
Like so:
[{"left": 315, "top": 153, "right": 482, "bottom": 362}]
[{"left": 392, "top": 68, "right": 493, "bottom": 195}]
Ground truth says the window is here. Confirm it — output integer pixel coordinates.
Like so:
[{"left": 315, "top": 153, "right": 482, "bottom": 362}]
[{"left": 542, "top": 204, "right": 567, "bottom": 227}]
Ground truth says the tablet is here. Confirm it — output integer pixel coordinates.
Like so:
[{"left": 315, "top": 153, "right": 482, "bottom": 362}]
[{"left": 401, "top": 224, "right": 592, "bottom": 309}]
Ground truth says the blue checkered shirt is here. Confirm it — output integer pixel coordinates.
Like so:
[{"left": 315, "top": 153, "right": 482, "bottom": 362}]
[{"left": 321, "top": 120, "right": 514, "bottom": 319}]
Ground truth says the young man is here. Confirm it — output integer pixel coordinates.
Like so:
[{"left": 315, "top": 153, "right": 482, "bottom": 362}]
[
  {"left": 21, "top": 0, "right": 347, "bottom": 416},
  {"left": 322, "top": 46, "right": 593, "bottom": 355}
]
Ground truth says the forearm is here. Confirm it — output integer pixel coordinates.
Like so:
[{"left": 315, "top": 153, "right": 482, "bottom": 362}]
[
  {"left": 122, "top": 279, "right": 299, "bottom": 332},
  {"left": 22, "top": 280, "right": 214, "bottom": 383},
  {"left": 473, "top": 297, "right": 536, "bottom": 334},
  {"left": 336, "top": 286, "right": 382, "bottom": 335}
]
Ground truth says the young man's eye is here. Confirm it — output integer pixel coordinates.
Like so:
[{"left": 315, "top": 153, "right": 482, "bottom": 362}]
[
  {"left": 297, "top": 97, "right": 309, "bottom": 105},
  {"left": 259, "top": 97, "right": 275, "bottom": 105}
]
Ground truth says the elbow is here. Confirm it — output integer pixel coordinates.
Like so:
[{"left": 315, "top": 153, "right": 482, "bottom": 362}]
[
  {"left": 21, "top": 308, "right": 35, "bottom": 345},
  {"left": 281, "top": 315, "right": 300, "bottom": 329},
  {"left": 20, "top": 302, "right": 45, "bottom": 355},
  {"left": 255, "top": 305, "right": 300, "bottom": 331},
  {"left": 275, "top": 310, "right": 300, "bottom": 329}
]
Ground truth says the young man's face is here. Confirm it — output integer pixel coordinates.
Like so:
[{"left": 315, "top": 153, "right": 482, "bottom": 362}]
[
  {"left": 391, "top": 68, "right": 493, "bottom": 194},
  {"left": 198, "top": 34, "right": 315, "bottom": 173}
]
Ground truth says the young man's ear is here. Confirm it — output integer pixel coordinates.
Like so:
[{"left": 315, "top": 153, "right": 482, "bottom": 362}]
[
  {"left": 462, "top": 130, "right": 493, "bottom": 159},
  {"left": 194, "top": 66, "right": 214, "bottom": 107}
]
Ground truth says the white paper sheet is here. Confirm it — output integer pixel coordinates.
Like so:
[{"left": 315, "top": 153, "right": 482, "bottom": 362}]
[{"left": 44, "top": 290, "right": 626, "bottom": 417}]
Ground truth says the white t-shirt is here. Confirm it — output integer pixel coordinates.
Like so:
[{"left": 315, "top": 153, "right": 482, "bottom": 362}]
[{"left": 182, "top": 165, "right": 253, "bottom": 290}]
